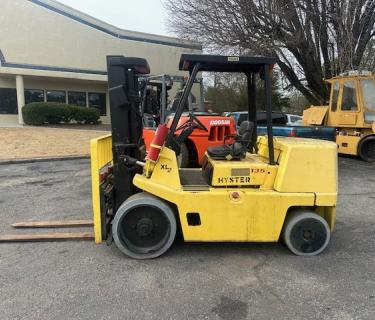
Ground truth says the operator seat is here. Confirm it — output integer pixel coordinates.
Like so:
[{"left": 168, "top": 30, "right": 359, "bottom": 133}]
[{"left": 207, "top": 121, "right": 254, "bottom": 160}]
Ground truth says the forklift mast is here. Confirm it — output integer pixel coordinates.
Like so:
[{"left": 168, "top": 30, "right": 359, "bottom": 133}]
[
  {"left": 139, "top": 75, "right": 173, "bottom": 125},
  {"left": 106, "top": 56, "right": 150, "bottom": 211},
  {"left": 140, "top": 75, "right": 205, "bottom": 125}
]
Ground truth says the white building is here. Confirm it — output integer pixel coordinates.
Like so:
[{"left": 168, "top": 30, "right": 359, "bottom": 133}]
[{"left": 0, "top": 0, "right": 202, "bottom": 124}]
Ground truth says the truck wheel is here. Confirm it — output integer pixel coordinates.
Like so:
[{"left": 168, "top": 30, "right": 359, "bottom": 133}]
[
  {"left": 177, "top": 142, "right": 189, "bottom": 168},
  {"left": 282, "top": 209, "right": 330, "bottom": 256},
  {"left": 112, "top": 193, "right": 177, "bottom": 259},
  {"left": 358, "top": 136, "right": 375, "bottom": 162}
]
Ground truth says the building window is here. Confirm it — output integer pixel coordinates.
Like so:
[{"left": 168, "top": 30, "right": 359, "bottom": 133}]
[
  {"left": 89, "top": 92, "right": 106, "bottom": 116},
  {"left": 25, "top": 89, "right": 44, "bottom": 104},
  {"left": 68, "top": 91, "right": 86, "bottom": 107},
  {"left": 46, "top": 90, "right": 66, "bottom": 103},
  {"left": 0, "top": 88, "right": 18, "bottom": 114}
]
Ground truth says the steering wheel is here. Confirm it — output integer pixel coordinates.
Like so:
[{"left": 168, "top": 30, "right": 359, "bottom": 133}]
[
  {"left": 175, "top": 113, "right": 207, "bottom": 132},
  {"left": 169, "top": 113, "right": 208, "bottom": 158},
  {"left": 189, "top": 113, "right": 208, "bottom": 132}
]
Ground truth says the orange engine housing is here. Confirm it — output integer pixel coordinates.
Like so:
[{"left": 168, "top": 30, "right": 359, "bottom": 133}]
[{"left": 143, "top": 114, "right": 236, "bottom": 166}]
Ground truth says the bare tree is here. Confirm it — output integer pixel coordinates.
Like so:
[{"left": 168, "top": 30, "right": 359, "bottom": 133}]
[
  {"left": 360, "top": 39, "right": 375, "bottom": 70},
  {"left": 165, "top": 0, "right": 375, "bottom": 105},
  {"left": 204, "top": 72, "right": 290, "bottom": 113}
]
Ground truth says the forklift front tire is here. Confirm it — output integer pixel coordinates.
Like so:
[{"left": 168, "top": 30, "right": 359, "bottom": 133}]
[
  {"left": 112, "top": 193, "right": 177, "bottom": 259},
  {"left": 282, "top": 209, "right": 330, "bottom": 256}
]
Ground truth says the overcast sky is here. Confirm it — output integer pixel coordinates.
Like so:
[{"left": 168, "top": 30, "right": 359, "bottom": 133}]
[{"left": 58, "top": 0, "right": 170, "bottom": 36}]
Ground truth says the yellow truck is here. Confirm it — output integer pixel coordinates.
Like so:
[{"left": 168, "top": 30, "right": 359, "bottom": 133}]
[{"left": 303, "top": 71, "right": 375, "bottom": 162}]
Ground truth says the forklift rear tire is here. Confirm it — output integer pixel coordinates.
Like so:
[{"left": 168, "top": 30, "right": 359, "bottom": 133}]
[
  {"left": 358, "top": 136, "right": 375, "bottom": 162},
  {"left": 282, "top": 209, "right": 330, "bottom": 256},
  {"left": 177, "top": 142, "right": 189, "bottom": 168},
  {"left": 112, "top": 193, "right": 177, "bottom": 259}
]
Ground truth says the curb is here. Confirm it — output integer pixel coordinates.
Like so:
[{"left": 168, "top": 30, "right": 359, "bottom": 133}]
[
  {"left": 24, "top": 125, "right": 111, "bottom": 133},
  {"left": 0, "top": 155, "right": 90, "bottom": 165}
]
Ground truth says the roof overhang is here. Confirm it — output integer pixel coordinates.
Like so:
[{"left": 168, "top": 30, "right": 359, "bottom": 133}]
[
  {"left": 28, "top": 0, "right": 202, "bottom": 50},
  {"left": 0, "top": 66, "right": 107, "bottom": 82}
]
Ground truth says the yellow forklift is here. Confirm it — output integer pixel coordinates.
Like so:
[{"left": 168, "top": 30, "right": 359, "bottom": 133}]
[
  {"left": 303, "top": 71, "right": 375, "bottom": 162},
  {"left": 92, "top": 54, "right": 338, "bottom": 259}
]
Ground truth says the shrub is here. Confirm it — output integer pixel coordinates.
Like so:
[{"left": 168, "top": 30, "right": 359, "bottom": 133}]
[
  {"left": 71, "top": 106, "right": 100, "bottom": 124},
  {"left": 22, "top": 102, "right": 100, "bottom": 125}
]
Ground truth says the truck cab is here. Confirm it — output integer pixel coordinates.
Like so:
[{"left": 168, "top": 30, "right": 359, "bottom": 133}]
[{"left": 303, "top": 72, "right": 375, "bottom": 161}]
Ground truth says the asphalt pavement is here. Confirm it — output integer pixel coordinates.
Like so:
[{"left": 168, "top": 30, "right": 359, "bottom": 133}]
[{"left": 0, "top": 157, "right": 374, "bottom": 320}]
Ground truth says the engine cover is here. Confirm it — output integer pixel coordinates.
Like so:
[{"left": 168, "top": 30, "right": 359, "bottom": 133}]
[{"left": 202, "top": 154, "right": 277, "bottom": 188}]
